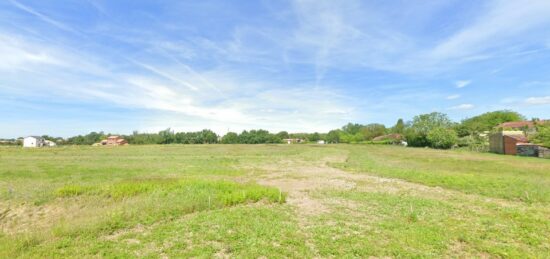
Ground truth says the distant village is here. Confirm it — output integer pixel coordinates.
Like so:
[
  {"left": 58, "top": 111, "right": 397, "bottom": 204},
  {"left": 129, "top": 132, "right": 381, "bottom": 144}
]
[{"left": 2, "top": 110, "right": 549, "bottom": 159}]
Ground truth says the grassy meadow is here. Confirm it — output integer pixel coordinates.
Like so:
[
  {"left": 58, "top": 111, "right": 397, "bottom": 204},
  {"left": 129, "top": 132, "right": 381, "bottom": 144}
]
[{"left": 1, "top": 144, "right": 549, "bottom": 257}]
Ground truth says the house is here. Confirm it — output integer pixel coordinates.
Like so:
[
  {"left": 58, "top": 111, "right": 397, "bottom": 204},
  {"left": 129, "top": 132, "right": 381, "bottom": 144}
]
[
  {"left": 497, "top": 121, "right": 536, "bottom": 129},
  {"left": 496, "top": 120, "right": 547, "bottom": 134},
  {"left": 94, "top": 136, "right": 128, "bottom": 146},
  {"left": 44, "top": 140, "right": 57, "bottom": 147},
  {"left": 489, "top": 131, "right": 525, "bottom": 155},
  {"left": 283, "top": 138, "right": 304, "bottom": 144},
  {"left": 490, "top": 120, "right": 550, "bottom": 156},
  {"left": 372, "top": 134, "right": 403, "bottom": 142},
  {"left": 23, "top": 136, "right": 45, "bottom": 148}
]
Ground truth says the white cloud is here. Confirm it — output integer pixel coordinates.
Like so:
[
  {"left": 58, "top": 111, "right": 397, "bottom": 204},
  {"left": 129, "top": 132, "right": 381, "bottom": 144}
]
[
  {"left": 449, "top": 104, "right": 474, "bottom": 110},
  {"left": 446, "top": 94, "right": 461, "bottom": 100},
  {"left": 525, "top": 96, "right": 550, "bottom": 105},
  {"left": 429, "top": 0, "right": 550, "bottom": 60},
  {"left": 0, "top": 28, "right": 354, "bottom": 134},
  {"left": 455, "top": 80, "right": 471, "bottom": 88},
  {"left": 8, "top": 0, "right": 80, "bottom": 34}
]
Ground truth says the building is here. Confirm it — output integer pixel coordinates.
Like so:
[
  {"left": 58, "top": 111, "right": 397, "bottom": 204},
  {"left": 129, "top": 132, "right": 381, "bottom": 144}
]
[
  {"left": 95, "top": 136, "right": 128, "bottom": 146},
  {"left": 23, "top": 136, "right": 45, "bottom": 148},
  {"left": 372, "top": 134, "right": 403, "bottom": 142},
  {"left": 489, "top": 131, "right": 525, "bottom": 155},
  {"left": 496, "top": 120, "right": 547, "bottom": 135},
  {"left": 283, "top": 138, "right": 304, "bottom": 144},
  {"left": 317, "top": 140, "right": 326, "bottom": 144},
  {"left": 44, "top": 140, "right": 57, "bottom": 147}
]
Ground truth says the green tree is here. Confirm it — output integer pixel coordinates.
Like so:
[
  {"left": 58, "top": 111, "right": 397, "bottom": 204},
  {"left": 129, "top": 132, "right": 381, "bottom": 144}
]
[
  {"left": 405, "top": 112, "right": 453, "bottom": 147},
  {"left": 459, "top": 110, "right": 525, "bottom": 136},
  {"left": 530, "top": 122, "right": 550, "bottom": 148},
  {"left": 326, "top": 130, "right": 340, "bottom": 144},
  {"left": 342, "top": 123, "right": 363, "bottom": 135},
  {"left": 361, "top": 123, "right": 387, "bottom": 140},
  {"left": 276, "top": 131, "right": 290, "bottom": 139},
  {"left": 392, "top": 118, "right": 405, "bottom": 134},
  {"left": 308, "top": 132, "right": 321, "bottom": 142},
  {"left": 199, "top": 129, "right": 218, "bottom": 144},
  {"left": 427, "top": 127, "right": 458, "bottom": 149},
  {"left": 221, "top": 132, "right": 239, "bottom": 144}
]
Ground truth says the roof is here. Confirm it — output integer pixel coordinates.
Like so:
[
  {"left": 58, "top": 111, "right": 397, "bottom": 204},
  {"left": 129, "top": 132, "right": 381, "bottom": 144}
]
[
  {"left": 25, "top": 136, "right": 44, "bottom": 140},
  {"left": 504, "top": 135, "right": 528, "bottom": 142},
  {"left": 497, "top": 121, "right": 534, "bottom": 129},
  {"left": 108, "top": 136, "right": 120, "bottom": 139},
  {"left": 498, "top": 120, "right": 548, "bottom": 129},
  {"left": 373, "top": 134, "right": 403, "bottom": 141}
]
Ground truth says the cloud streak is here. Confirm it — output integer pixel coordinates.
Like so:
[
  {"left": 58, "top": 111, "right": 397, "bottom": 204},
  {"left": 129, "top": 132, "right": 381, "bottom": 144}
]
[{"left": 8, "top": 0, "right": 81, "bottom": 35}]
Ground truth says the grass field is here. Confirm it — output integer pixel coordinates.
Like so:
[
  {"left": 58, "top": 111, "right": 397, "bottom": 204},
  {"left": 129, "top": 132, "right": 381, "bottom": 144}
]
[{"left": 1, "top": 144, "right": 549, "bottom": 257}]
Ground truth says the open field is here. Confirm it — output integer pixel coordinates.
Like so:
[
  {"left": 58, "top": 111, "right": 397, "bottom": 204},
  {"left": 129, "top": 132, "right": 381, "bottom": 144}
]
[{"left": 1, "top": 145, "right": 550, "bottom": 257}]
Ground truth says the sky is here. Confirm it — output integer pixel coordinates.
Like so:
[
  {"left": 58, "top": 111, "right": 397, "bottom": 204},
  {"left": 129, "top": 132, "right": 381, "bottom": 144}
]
[{"left": 1, "top": 0, "right": 550, "bottom": 138}]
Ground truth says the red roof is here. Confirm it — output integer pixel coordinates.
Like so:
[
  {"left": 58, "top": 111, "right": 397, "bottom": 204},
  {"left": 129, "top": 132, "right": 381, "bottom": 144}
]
[
  {"left": 373, "top": 133, "right": 403, "bottom": 141},
  {"left": 498, "top": 121, "right": 534, "bottom": 129},
  {"left": 504, "top": 135, "right": 528, "bottom": 142}
]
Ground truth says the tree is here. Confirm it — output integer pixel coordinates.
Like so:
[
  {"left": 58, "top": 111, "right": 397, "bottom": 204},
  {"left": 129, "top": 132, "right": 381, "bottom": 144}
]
[
  {"left": 427, "top": 127, "right": 458, "bottom": 149},
  {"left": 361, "top": 123, "right": 387, "bottom": 140},
  {"left": 530, "top": 122, "right": 550, "bottom": 148},
  {"left": 342, "top": 123, "right": 363, "bottom": 135},
  {"left": 326, "top": 130, "right": 340, "bottom": 143},
  {"left": 199, "top": 129, "right": 218, "bottom": 144},
  {"left": 309, "top": 132, "right": 321, "bottom": 142},
  {"left": 276, "top": 131, "right": 290, "bottom": 139},
  {"left": 158, "top": 128, "right": 175, "bottom": 144},
  {"left": 237, "top": 130, "right": 281, "bottom": 144},
  {"left": 221, "top": 132, "right": 239, "bottom": 144},
  {"left": 459, "top": 110, "right": 525, "bottom": 136},
  {"left": 405, "top": 112, "right": 454, "bottom": 147},
  {"left": 392, "top": 118, "right": 405, "bottom": 134}
]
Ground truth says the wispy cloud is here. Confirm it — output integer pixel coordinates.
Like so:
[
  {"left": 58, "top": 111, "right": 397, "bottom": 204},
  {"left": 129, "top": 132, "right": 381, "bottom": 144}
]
[
  {"left": 449, "top": 104, "right": 474, "bottom": 110},
  {"left": 2, "top": 0, "right": 550, "bottom": 137},
  {"left": 525, "top": 96, "right": 550, "bottom": 105},
  {"left": 8, "top": 0, "right": 80, "bottom": 34},
  {"left": 455, "top": 80, "right": 471, "bottom": 88},
  {"left": 429, "top": 0, "right": 550, "bottom": 60}
]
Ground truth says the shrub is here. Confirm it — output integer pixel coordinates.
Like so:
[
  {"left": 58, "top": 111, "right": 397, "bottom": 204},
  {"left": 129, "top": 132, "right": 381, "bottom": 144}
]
[
  {"left": 530, "top": 122, "right": 550, "bottom": 148},
  {"left": 427, "top": 128, "right": 458, "bottom": 149}
]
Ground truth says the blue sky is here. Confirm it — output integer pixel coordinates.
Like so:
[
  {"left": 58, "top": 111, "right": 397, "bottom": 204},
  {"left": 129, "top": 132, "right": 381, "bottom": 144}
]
[{"left": 1, "top": 0, "right": 550, "bottom": 138}]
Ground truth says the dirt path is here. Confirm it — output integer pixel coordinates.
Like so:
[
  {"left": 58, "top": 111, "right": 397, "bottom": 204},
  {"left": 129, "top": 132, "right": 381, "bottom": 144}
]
[{"left": 251, "top": 152, "right": 539, "bottom": 257}]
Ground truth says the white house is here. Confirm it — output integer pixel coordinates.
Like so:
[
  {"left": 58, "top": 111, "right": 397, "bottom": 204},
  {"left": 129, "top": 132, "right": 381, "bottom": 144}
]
[
  {"left": 44, "top": 140, "right": 57, "bottom": 147},
  {"left": 23, "top": 136, "right": 45, "bottom": 148}
]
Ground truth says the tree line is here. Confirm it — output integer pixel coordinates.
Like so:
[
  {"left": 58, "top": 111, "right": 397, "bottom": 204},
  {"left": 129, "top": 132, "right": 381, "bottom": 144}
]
[{"left": 3, "top": 110, "right": 549, "bottom": 150}]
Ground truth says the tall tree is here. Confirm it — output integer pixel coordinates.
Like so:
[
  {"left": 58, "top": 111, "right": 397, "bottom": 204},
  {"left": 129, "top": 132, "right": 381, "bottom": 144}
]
[
  {"left": 392, "top": 118, "right": 405, "bottom": 134},
  {"left": 458, "top": 110, "right": 525, "bottom": 136},
  {"left": 405, "top": 112, "right": 454, "bottom": 147}
]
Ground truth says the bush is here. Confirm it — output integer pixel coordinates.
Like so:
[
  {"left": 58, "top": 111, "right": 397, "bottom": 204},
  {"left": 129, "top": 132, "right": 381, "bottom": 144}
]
[
  {"left": 457, "top": 135, "right": 489, "bottom": 152},
  {"left": 530, "top": 122, "right": 550, "bottom": 148},
  {"left": 427, "top": 128, "right": 458, "bottom": 149},
  {"left": 404, "top": 129, "right": 430, "bottom": 147}
]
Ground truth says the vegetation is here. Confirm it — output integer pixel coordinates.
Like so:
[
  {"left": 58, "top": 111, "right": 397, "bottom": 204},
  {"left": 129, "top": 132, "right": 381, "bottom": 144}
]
[
  {"left": 1, "top": 145, "right": 549, "bottom": 257},
  {"left": 6, "top": 110, "right": 543, "bottom": 152},
  {"left": 426, "top": 127, "right": 458, "bottom": 149},
  {"left": 530, "top": 121, "right": 550, "bottom": 148},
  {"left": 455, "top": 110, "right": 525, "bottom": 137},
  {"left": 404, "top": 112, "right": 455, "bottom": 147}
]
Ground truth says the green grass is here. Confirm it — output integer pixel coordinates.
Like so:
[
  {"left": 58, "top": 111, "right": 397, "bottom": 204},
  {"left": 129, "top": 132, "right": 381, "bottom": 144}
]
[
  {"left": 337, "top": 145, "right": 550, "bottom": 203},
  {"left": 1, "top": 144, "right": 549, "bottom": 257}
]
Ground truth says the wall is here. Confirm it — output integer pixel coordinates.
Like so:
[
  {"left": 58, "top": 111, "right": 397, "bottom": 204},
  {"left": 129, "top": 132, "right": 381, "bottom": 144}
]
[
  {"left": 489, "top": 133, "right": 503, "bottom": 154},
  {"left": 503, "top": 136, "right": 520, "bottom": 155},
  {"left": 539, "top": 147, "right": 550, "bottom": 159},
  {"left": 516, "top": 145, "right": 539, "bottom": 157}
]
